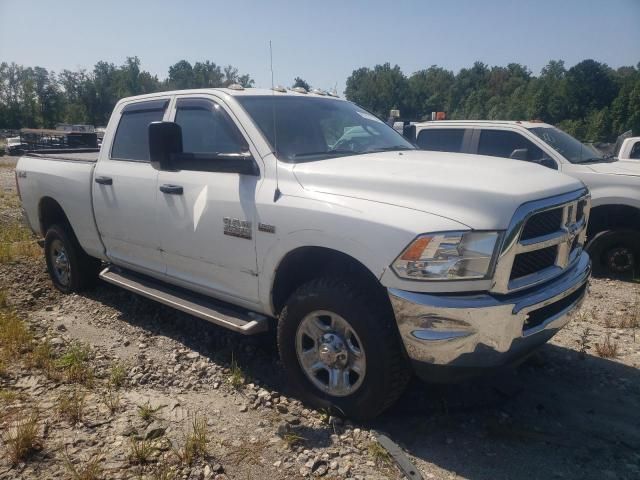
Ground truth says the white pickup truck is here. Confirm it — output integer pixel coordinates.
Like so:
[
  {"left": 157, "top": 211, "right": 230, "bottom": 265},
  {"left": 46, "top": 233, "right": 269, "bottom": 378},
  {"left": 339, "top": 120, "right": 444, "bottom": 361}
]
[
  {"left": 408, "top": 120, "right": 640, "bottom": 276},
  {"left": 617, "top": 136, "right": 640, "bottom": 162},
  {"left": 16, "top": 88, "right": 591, "bottom": 418}
]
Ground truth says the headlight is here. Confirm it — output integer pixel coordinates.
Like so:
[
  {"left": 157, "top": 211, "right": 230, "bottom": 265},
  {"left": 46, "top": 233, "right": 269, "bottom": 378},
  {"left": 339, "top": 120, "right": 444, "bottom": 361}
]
[{"left": 392, "top": 231, "right": 501, "bottom": 280}]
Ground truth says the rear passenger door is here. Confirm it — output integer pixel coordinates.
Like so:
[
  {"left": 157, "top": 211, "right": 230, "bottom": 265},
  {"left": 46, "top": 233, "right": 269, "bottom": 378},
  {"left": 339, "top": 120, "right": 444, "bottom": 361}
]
[
  {"left": 416, "top": 128, "right": 470, "bottom": 153},
  {"left": 93, "top": 98, "right": 170, "bottom": 277}
]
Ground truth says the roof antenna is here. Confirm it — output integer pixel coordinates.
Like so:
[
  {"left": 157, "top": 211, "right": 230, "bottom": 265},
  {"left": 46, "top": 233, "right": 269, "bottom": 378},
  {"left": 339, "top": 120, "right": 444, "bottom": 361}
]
[{"left": 270, "top": 40, "right": 281, "bottom": 202}]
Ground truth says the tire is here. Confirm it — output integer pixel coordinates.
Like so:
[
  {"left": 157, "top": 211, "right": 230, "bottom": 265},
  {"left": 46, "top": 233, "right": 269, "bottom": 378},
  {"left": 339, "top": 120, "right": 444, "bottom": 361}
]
[
  {"left": 44, "top": 224, "right": 101, "bottom": 293},
  {"left": 277, "top": 277, "right": 411, "bottom": 420},
  {"left": 586, "top": 229, "right": 640, "bottom": 277}
]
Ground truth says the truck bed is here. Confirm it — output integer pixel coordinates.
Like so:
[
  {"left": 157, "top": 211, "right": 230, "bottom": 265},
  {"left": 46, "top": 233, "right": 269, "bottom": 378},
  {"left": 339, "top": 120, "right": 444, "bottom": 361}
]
[
  {"left": 16, "top": 151, "right": 105, "bottom": 260},
  {"left": 24, "top": 149, "right": 99, "bottom": 163}
]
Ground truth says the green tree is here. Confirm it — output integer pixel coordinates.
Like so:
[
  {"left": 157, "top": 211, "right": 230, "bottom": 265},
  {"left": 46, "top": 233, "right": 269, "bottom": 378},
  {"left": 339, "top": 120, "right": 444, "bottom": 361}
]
[{"left": 345, "top": 63, "right": 411, "bottom": 118}]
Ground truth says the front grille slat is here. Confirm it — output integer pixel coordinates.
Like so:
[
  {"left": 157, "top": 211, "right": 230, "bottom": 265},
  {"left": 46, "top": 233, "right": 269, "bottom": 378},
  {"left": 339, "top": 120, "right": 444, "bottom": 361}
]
[
  {"left": 520, "top": 208, "right": 563, "bottom": 240},
  {"left": 510, "top": 246, "right": 557, "bottom": 280}
]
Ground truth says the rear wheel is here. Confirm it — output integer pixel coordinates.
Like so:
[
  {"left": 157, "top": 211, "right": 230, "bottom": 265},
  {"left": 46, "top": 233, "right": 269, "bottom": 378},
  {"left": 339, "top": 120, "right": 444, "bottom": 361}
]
[
  {"left": 277, "top": 277, "right": 410, "bottom": 420},
  {"left": 44, "top": 224, "right": 100, "bottom": 293},
  {"left": 586, "top": 229, "right": 640, "bottom": 277}
]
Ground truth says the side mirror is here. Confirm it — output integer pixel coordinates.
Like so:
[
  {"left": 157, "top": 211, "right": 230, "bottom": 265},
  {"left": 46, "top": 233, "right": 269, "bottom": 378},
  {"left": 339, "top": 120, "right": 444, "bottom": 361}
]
[
  {"left": 539, "top": 157, "right": 558, "bottom": 170},
  {"left": 149, "top": 121, "right": 182, "bottom": 170},
  {"left": 509, "top": 148, "right": 528, "bottom": 161},
  {"left": 402, "top": 123, "right": 416, "bottom": 143}
]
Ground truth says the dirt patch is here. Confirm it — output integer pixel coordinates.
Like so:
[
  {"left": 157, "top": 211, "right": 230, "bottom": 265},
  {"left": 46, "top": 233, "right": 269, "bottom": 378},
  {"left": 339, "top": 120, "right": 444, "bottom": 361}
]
[{"left": 0, "top": 161, "right": 638, "bottom": 479}]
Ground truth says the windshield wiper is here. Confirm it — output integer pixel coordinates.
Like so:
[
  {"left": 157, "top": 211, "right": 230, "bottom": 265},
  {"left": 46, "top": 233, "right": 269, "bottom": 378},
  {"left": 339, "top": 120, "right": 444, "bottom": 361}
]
[
  {"left": 576, "top": 156, "right": 614, "bottom": 164},
  {"left": 366, "top": 146, "right": 415, "bottom": 153},
  {"left": 293, "top": 149, "right": 356, "bottom": 159}
]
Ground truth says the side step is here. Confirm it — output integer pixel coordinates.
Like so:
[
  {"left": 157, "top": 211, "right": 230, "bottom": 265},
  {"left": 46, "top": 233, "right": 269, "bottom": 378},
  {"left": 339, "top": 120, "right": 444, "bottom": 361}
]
[{"left": 99, "top": 266, "right": 269, "bottom": 335}]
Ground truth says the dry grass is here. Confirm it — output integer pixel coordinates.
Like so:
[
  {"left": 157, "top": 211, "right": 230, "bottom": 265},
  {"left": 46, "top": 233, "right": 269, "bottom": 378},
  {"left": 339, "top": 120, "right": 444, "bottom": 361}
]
[
  {"left": 0, "top": 220, "right": 39, "bottom": 264},
  {"left": 173, "top": 414, "right": 209, "bottom": 465},
  {"left": 102, "top": 388, "right": 122, "bottom": 415},
  {"left": 0, "top": 308, "right": 32, "bottom": 357},
  {"left": 56, "top": 342, "right": 94, "bottom": 385},
  {"left": 108, "top": 361, "right": 127, "bottom": 390},
  {"left": 0, "top": 389, "right": 22, "bottom": 403},
  {"left": 2, "top": 411, "right": 42, "bottom": 465},
  {"left": 578, "top": 327, "right": 591, "bottom": 359},
  {"left": 128, "top": 437, "right": 156, "bottom": 465},
  {"left": 282, "top": 432, "right": 306, "bottom": 449},
  {"left": 148, "top": 455, "right": 176, "bottom": 480},
  {"left": 57, "top": 389, "right": 86, "bottom": 425},
  {"left": 64, "top": 449, "right": 103, "bottom": 480},
  {"left": 137, "top": 401, "right": 164, "bottom": 423},
  {"left": 28, "top": 339, "right": 62, "bottom": 380},
  {"left": 367, "top": 440, "right": 393, "bottom": 467},
  {"left": 228, "top": 354, "right": 245, "bottom": 389},
  {"left": 595, "top": 333, "right": 619, "bottom": 358}
]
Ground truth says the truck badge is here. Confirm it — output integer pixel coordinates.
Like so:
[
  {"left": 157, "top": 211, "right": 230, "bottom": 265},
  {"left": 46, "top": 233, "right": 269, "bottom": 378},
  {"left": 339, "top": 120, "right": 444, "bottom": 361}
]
[
  {"left": 258, "top": 223, "right": 276, "bottom": 234},
  {"left": 223, "top": 217, "right": 252, "bottom": 239}
]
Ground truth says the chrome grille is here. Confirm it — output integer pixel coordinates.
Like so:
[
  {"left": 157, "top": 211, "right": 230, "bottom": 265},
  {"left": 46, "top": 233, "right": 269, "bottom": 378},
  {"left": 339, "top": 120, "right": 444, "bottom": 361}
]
[
  {"left": 492, "top": 189, "right": 591, "bottom": 294},
  {"left": 520, "top": 208, "right": 563, "bottom": 240},
  {"left": 510, "top": 246, "right": 557, "bottom": 280}
]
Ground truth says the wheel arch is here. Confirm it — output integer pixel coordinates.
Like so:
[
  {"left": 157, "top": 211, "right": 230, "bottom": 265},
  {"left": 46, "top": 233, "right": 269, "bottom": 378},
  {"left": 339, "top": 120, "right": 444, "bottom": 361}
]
[
  {"left": 587, "top": 203, "right": 640, "bottom": 237},
  {"left": 270, "top": 246, "right": 391, "bottom": 317},
  {"left": 38, "top": 196, "right": 73, "bottom": 237}
]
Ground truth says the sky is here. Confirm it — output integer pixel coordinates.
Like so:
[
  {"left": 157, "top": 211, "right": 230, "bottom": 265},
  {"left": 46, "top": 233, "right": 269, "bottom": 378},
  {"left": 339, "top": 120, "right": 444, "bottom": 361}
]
[{"left": 1, "top": 0, "right": 639, "bottom": 94}]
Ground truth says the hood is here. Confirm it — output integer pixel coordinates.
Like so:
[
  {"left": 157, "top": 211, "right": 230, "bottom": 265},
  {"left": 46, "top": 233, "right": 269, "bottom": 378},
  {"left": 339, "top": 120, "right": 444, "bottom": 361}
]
[
  {"left": 586, "top": 160, "right": 640, "bottom": 177},
  {"left": 292, "top": 150, "right": 585, "bottom": 230}
]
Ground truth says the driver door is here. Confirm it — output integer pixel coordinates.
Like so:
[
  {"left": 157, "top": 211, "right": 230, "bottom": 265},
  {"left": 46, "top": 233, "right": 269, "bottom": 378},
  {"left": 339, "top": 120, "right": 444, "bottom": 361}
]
[{"left": 156, "top": 95, "right": 261, "bottom": 306}]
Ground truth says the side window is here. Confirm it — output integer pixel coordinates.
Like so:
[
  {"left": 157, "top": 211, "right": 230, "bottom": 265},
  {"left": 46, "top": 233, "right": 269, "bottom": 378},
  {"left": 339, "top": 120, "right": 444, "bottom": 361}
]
[
  {"left": 111, "top": 100, "right": 168, "bottom": 161},
  {"left": 478, "top": 129, "right": 545, "bottom": 162},
  {"left": 416, "top": 128, "right": 465, "bottom": 153},
  {"left": 630, "top": 141, "right": 640, "bottom": 159},
  {"left": 174, "top": 98, "right": 247, "bottom": 155}
]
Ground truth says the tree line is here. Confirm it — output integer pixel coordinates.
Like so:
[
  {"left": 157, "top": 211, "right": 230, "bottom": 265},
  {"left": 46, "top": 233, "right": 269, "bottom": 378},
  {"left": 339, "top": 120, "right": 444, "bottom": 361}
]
[
  {"left": 0, "top": 57, "right": 254, "bottom": 129},
  {"left": 345, "top": 59, "right": 640, "bottom": 142},
  {"left": 1, "top": 57, "right": 638, "bottom": 142}
]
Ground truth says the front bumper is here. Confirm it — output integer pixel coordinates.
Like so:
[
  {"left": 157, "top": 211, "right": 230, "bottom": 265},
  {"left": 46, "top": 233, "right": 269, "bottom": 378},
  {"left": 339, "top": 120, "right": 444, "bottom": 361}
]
[{"left": 389, "top": 252, "right": 590, "bottom": 381}]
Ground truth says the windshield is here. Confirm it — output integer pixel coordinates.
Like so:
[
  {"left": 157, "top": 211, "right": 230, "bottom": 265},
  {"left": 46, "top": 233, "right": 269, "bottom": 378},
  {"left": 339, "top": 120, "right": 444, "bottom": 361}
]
[
  {"left": 528, "top": 126, "right": 605, "bottom": 164},
  {"left": 236, "top": 96, "right": 415, "bottom": 162}
]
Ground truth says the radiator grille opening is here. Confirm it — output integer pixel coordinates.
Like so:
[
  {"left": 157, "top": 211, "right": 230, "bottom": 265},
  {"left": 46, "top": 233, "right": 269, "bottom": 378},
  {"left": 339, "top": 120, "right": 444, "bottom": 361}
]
[
  {"left": 523, "top": 284, "right": 587, "bottom": 332},
  {"left": 520, "top": 208, "right": 563, "bottom": 240},
  {"left": 510, "top": 246, "right": 557, "bottom": 280}
]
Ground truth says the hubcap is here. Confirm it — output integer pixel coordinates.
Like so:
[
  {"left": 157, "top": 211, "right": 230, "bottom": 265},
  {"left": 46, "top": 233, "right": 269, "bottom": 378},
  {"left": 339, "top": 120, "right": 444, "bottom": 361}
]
[
  {"left": 606, "top": 247, "right": 634, "bottom": 274},
  {"left": 295, "top": 310, "right": 366, "bottom": 397},
  {"left": 50, "top": 239, "right": 70, "bottom": 286}
]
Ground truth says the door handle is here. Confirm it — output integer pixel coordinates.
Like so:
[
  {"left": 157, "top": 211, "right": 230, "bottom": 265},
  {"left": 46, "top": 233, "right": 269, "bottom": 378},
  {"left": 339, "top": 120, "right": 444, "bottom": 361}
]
[
  {"left": 94, "top": 176, "right": 113, "bottom": 185},
  {"left": 159, "top": 184, "right": 184, "bottom": 195}
]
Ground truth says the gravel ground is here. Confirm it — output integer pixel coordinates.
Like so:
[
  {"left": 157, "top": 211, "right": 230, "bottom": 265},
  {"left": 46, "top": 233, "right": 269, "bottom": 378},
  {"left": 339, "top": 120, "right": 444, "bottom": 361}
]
[{"left": 0, "top": 156, "right": 639, "bottom": 479}]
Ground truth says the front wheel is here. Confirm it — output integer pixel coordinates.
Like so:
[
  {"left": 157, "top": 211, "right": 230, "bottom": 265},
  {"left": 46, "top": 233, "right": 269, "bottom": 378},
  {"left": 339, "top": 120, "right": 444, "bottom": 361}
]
[
  {"left": 277, "top": 277, "right": 410, "bottom": 420},
  {"left": 586, "top": 229, "right": 640, "bottom": 277}
]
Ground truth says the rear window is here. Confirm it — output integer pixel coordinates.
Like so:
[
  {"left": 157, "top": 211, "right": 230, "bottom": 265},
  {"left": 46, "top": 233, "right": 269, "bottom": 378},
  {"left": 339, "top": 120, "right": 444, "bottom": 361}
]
[
  {"left": 416, "top": 128, "right": 465, "bottom": 153},
  {"left": 111, "top": 100, "right": 168, "bottom": 161}
]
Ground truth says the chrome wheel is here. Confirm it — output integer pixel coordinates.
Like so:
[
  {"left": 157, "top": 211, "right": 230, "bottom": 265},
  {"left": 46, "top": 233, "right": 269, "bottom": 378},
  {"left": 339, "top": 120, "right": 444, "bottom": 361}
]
[
  {"left": 50, "top": 239, "right": 70, "bottom": 287},
  {"left": 295, "top": 310, "right": 366, "bottom": 397}
]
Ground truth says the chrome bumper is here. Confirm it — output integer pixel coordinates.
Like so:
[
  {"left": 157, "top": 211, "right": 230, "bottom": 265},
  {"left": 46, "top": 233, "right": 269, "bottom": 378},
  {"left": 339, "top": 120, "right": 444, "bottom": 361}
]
[{"left": 389, "top": 252, "right": 590, "bottom": 375}]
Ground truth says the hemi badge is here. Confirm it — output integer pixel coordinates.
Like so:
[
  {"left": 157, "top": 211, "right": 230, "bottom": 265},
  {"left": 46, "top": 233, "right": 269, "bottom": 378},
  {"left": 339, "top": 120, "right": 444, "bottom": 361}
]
[{"left": 258, "top": 223, "right": 276, "bottom": 234}]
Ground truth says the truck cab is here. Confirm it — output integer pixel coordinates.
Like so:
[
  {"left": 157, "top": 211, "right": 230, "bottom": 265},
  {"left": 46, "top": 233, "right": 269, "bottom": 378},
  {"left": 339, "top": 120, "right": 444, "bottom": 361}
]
[{"left": 411, "top": 120, "right": 640, "bottom": 276}]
